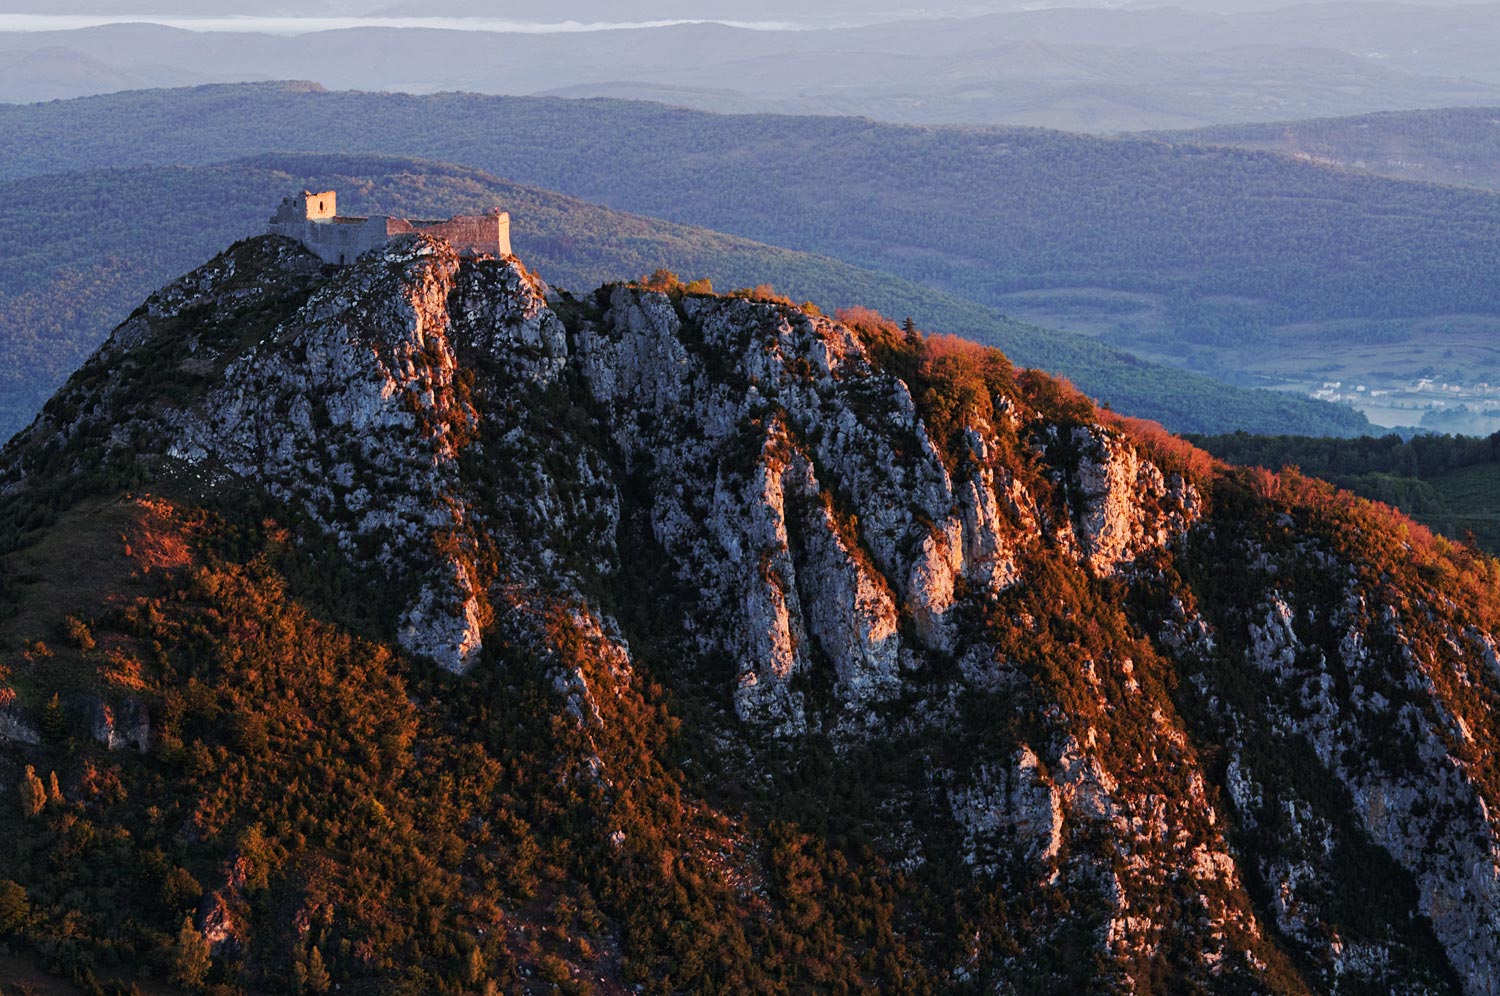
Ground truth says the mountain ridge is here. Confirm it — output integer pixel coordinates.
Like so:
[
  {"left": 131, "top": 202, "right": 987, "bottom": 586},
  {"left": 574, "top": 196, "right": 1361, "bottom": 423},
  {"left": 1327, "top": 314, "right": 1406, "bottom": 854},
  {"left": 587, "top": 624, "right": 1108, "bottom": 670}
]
[
  {"left": 1153, "top": 105, "right": 1500, "bottom": 192},
  {"left": 0, "top": 233, "right": 1494, "bottom": 993},
  {"left": 5, "top": 83, "right": 1499, "bottom": 428},
  {"left": 0, "top": 151, "right": 1367, "bottom": 443},
  {"left": 2, "top": 9, "right": 1498, "bottom": 130}
]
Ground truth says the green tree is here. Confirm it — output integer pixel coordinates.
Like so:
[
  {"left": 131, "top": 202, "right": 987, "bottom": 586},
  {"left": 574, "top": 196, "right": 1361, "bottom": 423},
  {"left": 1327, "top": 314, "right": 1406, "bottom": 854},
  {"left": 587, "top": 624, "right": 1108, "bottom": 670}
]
[
  {"left": 237, "top": 823, "right": 272, "bottom": 891},
  {"left": 0, "top": 880, "right": 29, "bottom": 934},
  {"left": 170, "top": 915, "right": 212, "bottom": 990},
  {"left": 40, "top": 693, "right": 65, "bottom": 742},
  {"left": 18, "top": 765, "right": 45, "bottom": 817},
  {"left": 293, "top": 943, "right": 332, "bottom": 994},
  {"left": 161, "top": 867, "right": 202, "bottom": 911},
  {"left": 902, "top": 315, "right": 921, "bottom": 349}
]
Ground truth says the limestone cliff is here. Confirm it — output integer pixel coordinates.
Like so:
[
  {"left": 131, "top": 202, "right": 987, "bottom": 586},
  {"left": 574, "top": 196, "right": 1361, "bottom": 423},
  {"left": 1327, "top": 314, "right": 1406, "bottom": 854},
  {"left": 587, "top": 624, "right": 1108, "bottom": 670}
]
[{"left": 0, "top": 234, "right": 1495, "bottom": 995}]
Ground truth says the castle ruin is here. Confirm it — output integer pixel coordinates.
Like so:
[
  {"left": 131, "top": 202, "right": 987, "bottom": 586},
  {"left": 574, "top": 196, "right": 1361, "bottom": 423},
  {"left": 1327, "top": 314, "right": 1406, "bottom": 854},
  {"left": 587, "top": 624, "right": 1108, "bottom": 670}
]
[{"left": 269, "top": 190, "right": 511, "bottom": 265}]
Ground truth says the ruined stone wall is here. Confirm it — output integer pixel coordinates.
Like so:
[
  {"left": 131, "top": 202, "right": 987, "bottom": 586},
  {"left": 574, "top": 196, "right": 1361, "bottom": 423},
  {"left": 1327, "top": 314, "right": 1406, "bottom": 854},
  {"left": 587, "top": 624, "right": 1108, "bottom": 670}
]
[
  {"left": 302, "top": 191, "right": 336, "bottom": 220},
  {"left": 269, "top": 217, "right": 391, "bottom": 265},
  {"left": 269, "top": 191, "right": 337, "bottom": 225},
  {"left": 415, "top": 214, "right": 511, "bottom": 258},
  {"left": 268, "top": 199, "right": 510, "bottom": 264}
]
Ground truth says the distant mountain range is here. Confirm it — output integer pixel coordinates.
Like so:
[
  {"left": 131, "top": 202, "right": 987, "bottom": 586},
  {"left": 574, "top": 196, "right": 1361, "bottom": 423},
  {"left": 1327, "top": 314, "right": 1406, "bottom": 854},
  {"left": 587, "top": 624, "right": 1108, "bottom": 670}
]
[
  {"left": 0, "top": 0, "right": 980, "bottom": 23},
  {"left": 0, "top": 43, "right": 205, "bottom": 103},
  {"left": 4, "top": 3, "right": 1500, "bottom": 130}
]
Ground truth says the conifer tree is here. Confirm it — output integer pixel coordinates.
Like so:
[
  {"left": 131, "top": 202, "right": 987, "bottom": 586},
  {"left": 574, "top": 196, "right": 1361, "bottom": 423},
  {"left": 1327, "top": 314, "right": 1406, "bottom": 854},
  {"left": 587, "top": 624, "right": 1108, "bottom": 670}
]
[
  {"left": 464, "top": 944, "right": 486, "bottom": 986},
  {"left": 902, "top": 315, "right": 921, "bottom": 348},
  {"left": 237, "top": 823, "right": 272, "bottom": 890},
  {"left": 294, "top": 943, "right": 332, "bottom": 994},
  {"left": 40, "top": 693, "right": 65, "bottom": 742},
  {"left": 18, "top": 765, "right": 45, "bottom": 817},
  {"left": 170, "top": 915, "right": 211, "bottom": 989}
]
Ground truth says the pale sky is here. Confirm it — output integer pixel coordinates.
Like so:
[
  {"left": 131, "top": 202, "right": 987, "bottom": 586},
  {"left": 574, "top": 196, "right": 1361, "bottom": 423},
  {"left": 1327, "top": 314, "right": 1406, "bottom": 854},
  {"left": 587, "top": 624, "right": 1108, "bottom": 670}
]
[{"left": 0, "top": 15, "right": 811, "bottom": 33}]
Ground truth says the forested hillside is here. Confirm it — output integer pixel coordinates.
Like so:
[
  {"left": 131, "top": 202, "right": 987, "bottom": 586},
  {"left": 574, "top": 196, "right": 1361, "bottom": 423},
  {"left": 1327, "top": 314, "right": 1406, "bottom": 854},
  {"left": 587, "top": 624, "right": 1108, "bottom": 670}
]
[
  {"left": 0, "top": 151, "right": 1365, "bottom": 442},
  {"left": 1195, "top": 430, "right": 1500, "bottom": 553},
  {"left": 1160, "top": 106, "right": 1500, "bottom": 192},
  {"left": 3, "top": 84, "right": 1498, "bottom": 407},
  {"left": 2, "top": 84, "right": 1499, "bottom": 326}
]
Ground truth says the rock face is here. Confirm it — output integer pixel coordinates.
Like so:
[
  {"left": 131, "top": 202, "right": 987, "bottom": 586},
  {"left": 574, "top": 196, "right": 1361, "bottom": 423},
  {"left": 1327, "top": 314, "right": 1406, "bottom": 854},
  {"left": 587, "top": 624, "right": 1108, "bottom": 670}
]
[
  {"left": 1068, "top": 424, "right": 1201, "bottom": 575},
  {"left": 948, "top": 745, "right": 1064, "bottom": 874},
  {"left": 1218, "top": 580, "right": 1500, "bottom": 991},
  {"left": 0, "top": 707, "right": 40, "bottom": 746},
  {"left": 89, "top": 697, "right": 149, "bottom": 753},
  {"left": 5, "top": 234, "right": 1500, "bottom": 994},
  {"left": 165, "top": 239, "right": 495, "bottom": 672}
]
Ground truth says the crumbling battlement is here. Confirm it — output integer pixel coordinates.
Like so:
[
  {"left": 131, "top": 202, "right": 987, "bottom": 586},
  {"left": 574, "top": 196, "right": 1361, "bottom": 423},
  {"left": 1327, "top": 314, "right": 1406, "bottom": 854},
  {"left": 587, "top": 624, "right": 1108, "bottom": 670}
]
[{"left": 268, "top": 190, "right": 511, "bottom": 265}]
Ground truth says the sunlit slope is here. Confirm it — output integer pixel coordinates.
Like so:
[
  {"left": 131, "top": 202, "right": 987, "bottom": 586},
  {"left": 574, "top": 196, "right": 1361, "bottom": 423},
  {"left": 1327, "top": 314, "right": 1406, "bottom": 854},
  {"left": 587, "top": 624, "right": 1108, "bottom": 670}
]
[{"left": 1194, "top": 430, "right": 1500, "bottom": 553}]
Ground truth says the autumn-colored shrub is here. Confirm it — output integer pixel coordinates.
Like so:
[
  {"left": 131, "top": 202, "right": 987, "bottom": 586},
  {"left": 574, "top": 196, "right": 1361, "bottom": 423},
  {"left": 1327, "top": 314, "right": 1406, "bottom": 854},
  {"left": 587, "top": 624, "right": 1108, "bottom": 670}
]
[
  {"left": 635, "top": 269, "right": 712, "bottom": 296},
  {"left": 835, "top": 305, "right": 903, "bottom": 354},
  {"left": 1099, "top": 411, "right": 1219, "bottom": 482},
  {"left": 730, "top": 283, "right": 795, "bottom": 306}
]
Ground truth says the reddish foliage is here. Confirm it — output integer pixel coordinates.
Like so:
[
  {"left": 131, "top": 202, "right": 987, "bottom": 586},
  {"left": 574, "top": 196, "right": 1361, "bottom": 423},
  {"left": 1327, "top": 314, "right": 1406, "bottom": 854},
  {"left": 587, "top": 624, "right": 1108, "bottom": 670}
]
[
  {"left": 127, "top": 497, "right": 195, "bottom": 574},
  {"left": 1100, "top": 411, "right": 1220, "bottom": 482},
  {"left": 833, "top": 306, "right": 902, "bottom": 352},
  {"left": 730, "top": 283, "right": 796, "bottom": 306}
]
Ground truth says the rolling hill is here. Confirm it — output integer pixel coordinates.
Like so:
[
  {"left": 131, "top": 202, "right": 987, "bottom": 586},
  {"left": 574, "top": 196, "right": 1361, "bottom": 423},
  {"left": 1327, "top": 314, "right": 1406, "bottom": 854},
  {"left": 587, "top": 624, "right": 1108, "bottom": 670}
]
[
  {"left": 1158, "top": 106, "right": 1500, "bottom": 193},
  {"left": 0, "top": 152, "right": 1364, "bottom": 442},
  {"left": 2, "top": 6, "right": 1499, "bottom": 130},
  {"left": 1, "top": 84, "right": 1498, "bottom": 426}
]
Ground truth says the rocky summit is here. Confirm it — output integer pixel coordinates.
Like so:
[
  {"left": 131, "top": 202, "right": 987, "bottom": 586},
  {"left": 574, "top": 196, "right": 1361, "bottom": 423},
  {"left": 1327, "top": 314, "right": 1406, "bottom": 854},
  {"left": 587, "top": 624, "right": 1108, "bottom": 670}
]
[{"left": 0, "top": 233, "right": 1496, "bottom": 995}]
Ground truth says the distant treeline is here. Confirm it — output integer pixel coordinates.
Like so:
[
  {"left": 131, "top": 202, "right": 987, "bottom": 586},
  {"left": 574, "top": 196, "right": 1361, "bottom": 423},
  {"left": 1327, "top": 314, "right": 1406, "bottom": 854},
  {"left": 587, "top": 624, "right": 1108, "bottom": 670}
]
[
  {"left": 1163, "top": 106, "right": 1500, "bottom": 193},
  {"left": 1194, "top": 430, "right": 1500, "bottom": 552},
  {"left": 1195, "top": 430, "right": 1500, "bottom": 480}
]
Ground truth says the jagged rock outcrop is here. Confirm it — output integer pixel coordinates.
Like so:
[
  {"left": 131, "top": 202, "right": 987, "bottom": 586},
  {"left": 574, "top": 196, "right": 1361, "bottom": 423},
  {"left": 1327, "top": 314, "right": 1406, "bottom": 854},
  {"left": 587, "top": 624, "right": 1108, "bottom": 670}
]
[
  {"left": 163, "top": 239, "right": 489, "bottom": 672},
  {"left": 0, "top": 706, "right": 39, "bottom": 747},
  {"left": 1067, "top": 424, "right": 1202, "bottom": 576},
  {"left": 3, "top": 234, "right": 1498, "bottom": 994},
  {"left": 88, "top": 697, "right": 149, "bottom": 753},
  {"left": 948, "top": 745, "right": 1064, "bottom": 874},
  {"left": 1203, "top": 576, "right": 1500, "bottom": 991}
]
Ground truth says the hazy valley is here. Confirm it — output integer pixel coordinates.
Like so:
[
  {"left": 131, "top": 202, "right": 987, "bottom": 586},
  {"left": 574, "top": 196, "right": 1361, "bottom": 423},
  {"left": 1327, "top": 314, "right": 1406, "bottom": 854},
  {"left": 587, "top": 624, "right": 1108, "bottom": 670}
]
[{"left": 5, "top": 2, "right": 1500, "bottom": 131}]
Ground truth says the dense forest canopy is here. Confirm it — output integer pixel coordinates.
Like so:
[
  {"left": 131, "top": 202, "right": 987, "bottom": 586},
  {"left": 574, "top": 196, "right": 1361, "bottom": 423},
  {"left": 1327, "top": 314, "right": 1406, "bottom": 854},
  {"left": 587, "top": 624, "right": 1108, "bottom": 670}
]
[{"left": 1158, "top": 106, "right": 1500, "bottom": 192}]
